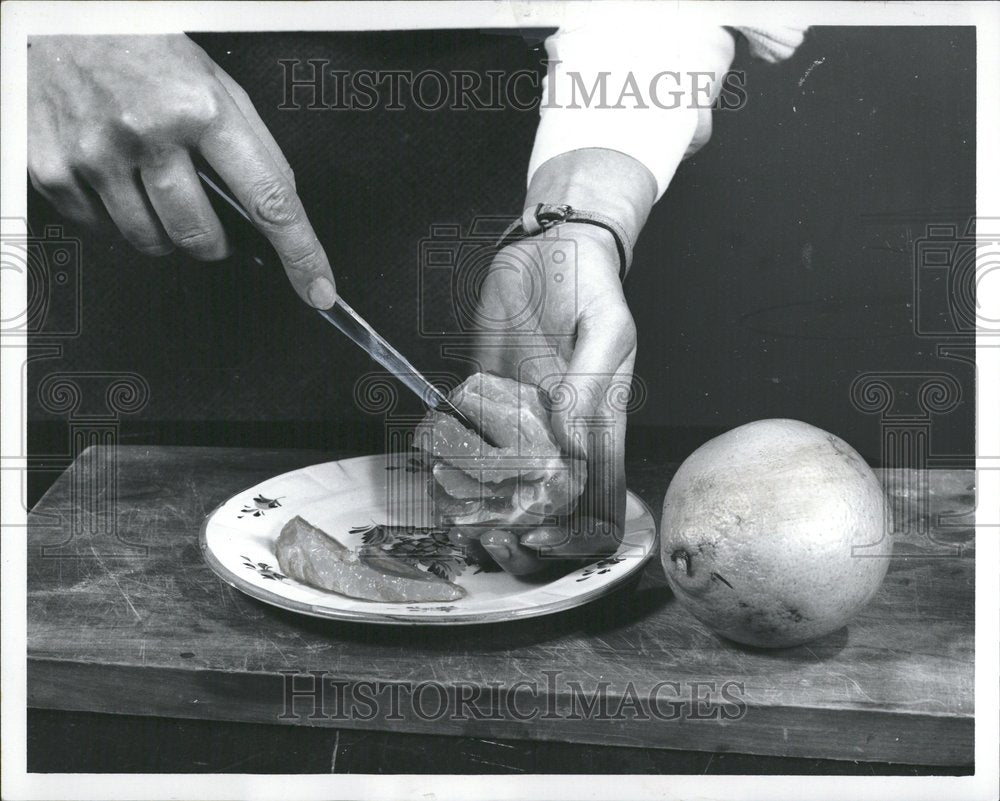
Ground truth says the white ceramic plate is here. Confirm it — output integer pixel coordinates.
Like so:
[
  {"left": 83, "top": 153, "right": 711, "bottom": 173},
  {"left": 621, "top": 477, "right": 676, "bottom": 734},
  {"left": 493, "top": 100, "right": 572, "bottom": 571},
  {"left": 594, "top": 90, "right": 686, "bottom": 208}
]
[{"left": 200, "top": 453, "right": 657, "bottom": 625}]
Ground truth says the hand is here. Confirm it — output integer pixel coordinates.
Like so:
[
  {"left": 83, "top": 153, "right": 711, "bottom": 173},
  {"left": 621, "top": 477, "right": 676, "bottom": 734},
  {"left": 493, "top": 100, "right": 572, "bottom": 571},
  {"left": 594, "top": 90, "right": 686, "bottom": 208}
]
[
  {"left": 27, "top": 35, "right": 336, "bottom": 308},
  {"left": 472, "top": 223, "right": 638, "bottom": 574},
  {"left": 469, "top": 148, "right": 655, "bottom": 575}
]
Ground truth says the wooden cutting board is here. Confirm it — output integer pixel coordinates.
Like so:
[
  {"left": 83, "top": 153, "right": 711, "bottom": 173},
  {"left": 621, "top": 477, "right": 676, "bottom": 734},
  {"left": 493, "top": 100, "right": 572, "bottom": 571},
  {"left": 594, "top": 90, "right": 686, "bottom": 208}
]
[{"left": 26, "top": 446, "right": 974, "bottom": 765}]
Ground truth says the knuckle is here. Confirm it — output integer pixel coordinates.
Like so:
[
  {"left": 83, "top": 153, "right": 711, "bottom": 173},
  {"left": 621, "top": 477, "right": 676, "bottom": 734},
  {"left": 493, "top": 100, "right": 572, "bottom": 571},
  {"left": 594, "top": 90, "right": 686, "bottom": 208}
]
[
  {"left": 578, "top": 379, "right": 608, "bottom": 408},
  {"left": 28, "top": 162, "right": 73, "bottom": 194},
  {"left": 589, "top": 302, "right": 636, "bottom": 349},
  {"left": 248, "top": 181, "right": 299, "bottom": 227},
  {"left": 141, "top": 168, "right": 180, "bottom": 195},
  {"left": 72, "top": 131, "right": 110, "bottom": 175},
  {"left": 126, "top": 85, "right": 223, "bottom": 139},
  {"left": 116, "top": 109, "right": 158, "bottom": 140},
  {"left": 172, "top": 225, "right": 219, "bottom": 252},
  {"left": 284, "top": 245, "right": 322, "bottom": 274},
  {"left": 564, "top": 378, "right": 614, "bottom": 424},
  {"left": 618, "top": 312, "right": 638, "bottom": 349},
  {"left": 178, "top": 84, "right": 225, "bottom": 128}
]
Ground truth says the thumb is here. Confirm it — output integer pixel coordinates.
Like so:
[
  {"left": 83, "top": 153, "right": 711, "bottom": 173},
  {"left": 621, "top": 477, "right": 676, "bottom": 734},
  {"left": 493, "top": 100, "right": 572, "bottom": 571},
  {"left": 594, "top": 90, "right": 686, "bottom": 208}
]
[{"left": 549, "top": 306, "right": 636, "bottom": 459}]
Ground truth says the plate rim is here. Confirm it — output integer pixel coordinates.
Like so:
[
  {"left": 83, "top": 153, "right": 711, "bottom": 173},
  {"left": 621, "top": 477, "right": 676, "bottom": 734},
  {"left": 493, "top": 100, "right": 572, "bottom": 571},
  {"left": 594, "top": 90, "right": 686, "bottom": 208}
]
[{"left": 200, "top": 454, "right": 658, "bottom": 626}]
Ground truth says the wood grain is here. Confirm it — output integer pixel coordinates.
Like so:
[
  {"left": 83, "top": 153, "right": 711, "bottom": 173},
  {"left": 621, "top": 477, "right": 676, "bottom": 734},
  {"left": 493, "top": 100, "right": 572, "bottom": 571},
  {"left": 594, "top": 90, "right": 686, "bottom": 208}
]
[{"left": 26, "top": 446, "right": 974, "bottom": 765}]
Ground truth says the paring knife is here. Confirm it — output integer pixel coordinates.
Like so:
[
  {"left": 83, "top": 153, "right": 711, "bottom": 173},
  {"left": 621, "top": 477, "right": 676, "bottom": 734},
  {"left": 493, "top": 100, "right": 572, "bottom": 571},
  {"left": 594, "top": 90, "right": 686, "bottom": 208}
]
[{"left": 196, "top": 170, "right": 489, "bottom": 442}]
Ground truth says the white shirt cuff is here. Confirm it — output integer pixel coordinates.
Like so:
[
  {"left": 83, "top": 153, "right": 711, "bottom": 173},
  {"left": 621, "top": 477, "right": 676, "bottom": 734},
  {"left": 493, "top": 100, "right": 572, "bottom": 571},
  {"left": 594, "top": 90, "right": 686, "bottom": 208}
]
[{"left": 527, "top": 22, "right": 737, "bottom": 202}]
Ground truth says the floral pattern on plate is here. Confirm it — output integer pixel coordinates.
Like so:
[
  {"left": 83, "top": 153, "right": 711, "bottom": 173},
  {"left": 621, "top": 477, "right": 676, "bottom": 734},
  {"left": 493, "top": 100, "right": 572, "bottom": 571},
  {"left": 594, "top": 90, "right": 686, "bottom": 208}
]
[
  {"left": 237, "top": 494, "right": 283, "bottom": 519},
  {"left": 202, "top": 454, "right": 657, "bottom": 625}
]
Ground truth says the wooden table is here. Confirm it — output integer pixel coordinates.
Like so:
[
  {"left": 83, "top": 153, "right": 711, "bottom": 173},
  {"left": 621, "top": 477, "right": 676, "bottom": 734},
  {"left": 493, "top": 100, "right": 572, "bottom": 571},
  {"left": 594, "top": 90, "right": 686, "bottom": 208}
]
[{"left": 26, "top": 446, "right": 975, "bottom": 766}]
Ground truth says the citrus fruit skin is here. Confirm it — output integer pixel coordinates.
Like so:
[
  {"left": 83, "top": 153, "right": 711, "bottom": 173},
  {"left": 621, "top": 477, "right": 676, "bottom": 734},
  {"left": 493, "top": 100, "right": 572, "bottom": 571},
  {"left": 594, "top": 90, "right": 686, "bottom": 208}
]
[{"left": 659, "top": 419, "right": 892, "bottom": 648}]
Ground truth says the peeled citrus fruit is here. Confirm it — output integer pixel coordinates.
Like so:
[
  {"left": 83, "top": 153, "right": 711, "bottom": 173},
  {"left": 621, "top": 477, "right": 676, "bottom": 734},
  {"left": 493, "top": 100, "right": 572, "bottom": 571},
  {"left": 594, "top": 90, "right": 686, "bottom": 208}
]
[
  {"left": 414, "top": 372, "right": 586, "bottom": 526},
  {"left": 659, "top": 419, "right": 892, "bottom": 648}
]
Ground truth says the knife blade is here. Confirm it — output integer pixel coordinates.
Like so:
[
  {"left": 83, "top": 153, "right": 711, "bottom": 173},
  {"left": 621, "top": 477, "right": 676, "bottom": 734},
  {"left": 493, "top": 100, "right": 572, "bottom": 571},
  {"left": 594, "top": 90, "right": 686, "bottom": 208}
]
[
  {"left": 196, "top": 169, "right": 490, "bottom": 442},
  {"left": 316, "top": 298, "right": 480, "bottom": 429}
]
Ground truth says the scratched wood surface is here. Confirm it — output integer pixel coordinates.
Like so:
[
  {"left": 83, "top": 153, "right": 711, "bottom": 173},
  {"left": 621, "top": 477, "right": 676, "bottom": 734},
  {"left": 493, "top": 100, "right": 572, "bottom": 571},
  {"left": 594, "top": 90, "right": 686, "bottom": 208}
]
[{"left": 26, "top": 446, "right": 975, "bottom": 765}]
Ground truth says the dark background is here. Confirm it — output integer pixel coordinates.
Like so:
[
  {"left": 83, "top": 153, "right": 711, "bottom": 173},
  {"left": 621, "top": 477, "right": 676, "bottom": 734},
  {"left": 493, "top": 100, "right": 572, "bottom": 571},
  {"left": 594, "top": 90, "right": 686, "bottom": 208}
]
[
  {"left": 23, "top": 27, "right": 976, "bottom": 775},
  {"left": 27, "top": 27, "right": 976, "bottom": 507}
]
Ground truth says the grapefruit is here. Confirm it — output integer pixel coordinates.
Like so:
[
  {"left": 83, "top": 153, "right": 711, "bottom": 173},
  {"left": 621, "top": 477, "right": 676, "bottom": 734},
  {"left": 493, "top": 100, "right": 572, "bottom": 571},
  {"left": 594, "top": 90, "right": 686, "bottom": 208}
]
[
  {"left": 415, "top": 372, "right": 586, "bottom": 526},
  {"left": 659, "top": 419, "right": 892, "bottom": 648}
]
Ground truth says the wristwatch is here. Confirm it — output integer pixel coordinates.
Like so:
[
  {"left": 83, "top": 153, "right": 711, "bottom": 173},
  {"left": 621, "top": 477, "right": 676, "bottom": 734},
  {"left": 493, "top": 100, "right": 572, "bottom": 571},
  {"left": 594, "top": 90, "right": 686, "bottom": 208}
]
[{"left": 496, "top": 203, "right": 634, "bottom": 282}]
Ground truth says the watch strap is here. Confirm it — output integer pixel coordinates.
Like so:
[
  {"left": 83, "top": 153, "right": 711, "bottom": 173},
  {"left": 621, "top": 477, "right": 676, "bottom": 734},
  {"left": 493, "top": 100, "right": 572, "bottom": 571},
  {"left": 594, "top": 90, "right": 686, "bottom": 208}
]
[{"left": 496, "top": 203, "right": 634, "bottom": 282}]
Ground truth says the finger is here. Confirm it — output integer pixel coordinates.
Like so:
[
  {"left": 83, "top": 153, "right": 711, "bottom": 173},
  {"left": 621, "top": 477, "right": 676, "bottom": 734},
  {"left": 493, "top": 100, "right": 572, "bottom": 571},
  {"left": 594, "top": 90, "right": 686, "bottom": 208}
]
[
  {"left": 512, "top": 347, "right": 567, "bottom": 401},
  {"left": 29, "top": 162, "right": 107, "bottom": 228},
  {"left": 480, "top": 529, "right": 545, "bottom": 576},
  {"left": 470, "top": 333, "right": 506, "bottom": 380},
  {"left": 140, "top": 151, "right": 231, "bottom": 261},
  {"left": 199, "top": 104, "right": 336, "bottom": 308},
  {"left": 577, "top": 355, "right": 632, "bottom": 534},
  {"left": 446, "top": 526, "right": 493, "bottom": 544},
  {"left": 446, "top": 527, "right": 492, "bottom": 565},
  {"left": 95, "top": 172, "right": 175, "bottom": 256},
  {"left": 520, "top": 516, "right": 622, "bottom": 559},
  {"left": 211, "top": 66, "right": 296, "bottom": 188},
  {"left": 550, "top": 301, "right": 636, "bottom": 458}
]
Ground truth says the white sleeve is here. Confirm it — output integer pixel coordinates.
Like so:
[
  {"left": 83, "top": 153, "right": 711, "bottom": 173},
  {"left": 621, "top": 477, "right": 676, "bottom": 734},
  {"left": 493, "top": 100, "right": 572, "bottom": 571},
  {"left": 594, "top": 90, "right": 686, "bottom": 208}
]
[
  {"left": 527, "top": 9, "right": 806, "bottom": 202},
  {"left": 733, "top": 25, "right": 808, "bottom": 63}
]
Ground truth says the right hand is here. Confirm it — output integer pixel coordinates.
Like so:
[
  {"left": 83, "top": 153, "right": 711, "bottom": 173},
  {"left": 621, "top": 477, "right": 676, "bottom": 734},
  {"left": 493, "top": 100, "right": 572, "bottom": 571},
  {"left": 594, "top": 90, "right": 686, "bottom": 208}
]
[{"left": 27, "top": 34, "right": 336, "bottom": 308}]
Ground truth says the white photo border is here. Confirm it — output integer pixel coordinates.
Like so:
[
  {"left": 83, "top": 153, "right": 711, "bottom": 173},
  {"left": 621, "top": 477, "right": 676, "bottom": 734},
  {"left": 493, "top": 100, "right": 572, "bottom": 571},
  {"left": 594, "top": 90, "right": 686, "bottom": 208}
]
[{"left": 2, "top": 2, "right": 997, "bottom": 800}]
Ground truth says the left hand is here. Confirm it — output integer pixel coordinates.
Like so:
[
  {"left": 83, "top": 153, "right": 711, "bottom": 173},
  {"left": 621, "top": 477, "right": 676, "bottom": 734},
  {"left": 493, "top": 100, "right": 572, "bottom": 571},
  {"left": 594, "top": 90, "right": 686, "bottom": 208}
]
[{"left": 472, "top": 223, "right": 637, "bottom": 574}]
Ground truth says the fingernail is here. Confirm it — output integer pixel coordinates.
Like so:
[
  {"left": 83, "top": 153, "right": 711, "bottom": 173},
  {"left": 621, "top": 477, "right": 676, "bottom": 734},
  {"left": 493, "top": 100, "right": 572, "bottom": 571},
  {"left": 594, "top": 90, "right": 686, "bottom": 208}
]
[
  {"left": 307, "top": 276, "right": 336, "bottom": 309},
  {"left": 482, "top": 542, "right": 511, "bottom": 561},
  {"left": 521, "top": 529, "right": 560, "bottom": 548}
]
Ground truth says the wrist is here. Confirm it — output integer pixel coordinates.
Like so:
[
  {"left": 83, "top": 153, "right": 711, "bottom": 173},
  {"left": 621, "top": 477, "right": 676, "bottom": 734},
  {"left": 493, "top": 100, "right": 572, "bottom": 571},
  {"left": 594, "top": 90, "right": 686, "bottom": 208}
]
[
  {"left": 557, "top": 221, "right": 617, "bottom": 251},
  {"left": 498, "top": 205, "right": 633, "bottom": 281},
  {"left": 524, "top": 148, "right": 657, "bottom": 246}
]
